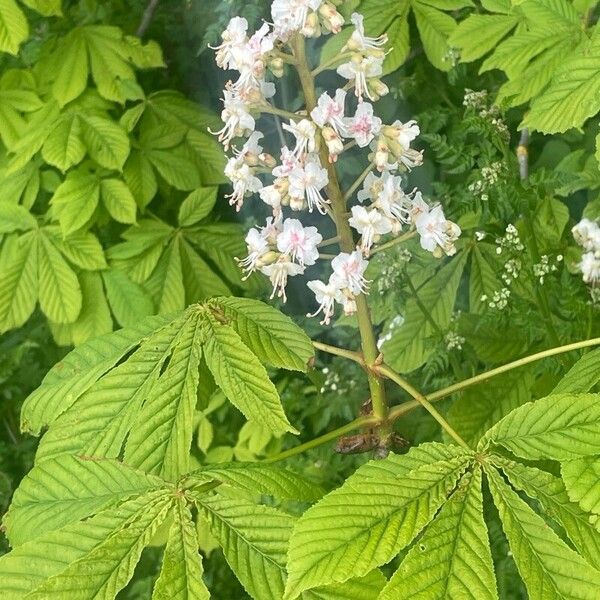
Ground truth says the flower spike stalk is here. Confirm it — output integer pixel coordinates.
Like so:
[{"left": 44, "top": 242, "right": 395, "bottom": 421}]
[{"left": 211, "top": 0, "right": 462, "bottom": 436}]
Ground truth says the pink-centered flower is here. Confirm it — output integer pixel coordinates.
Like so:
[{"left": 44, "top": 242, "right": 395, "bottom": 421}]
[
  {"left": 344, "top": 102, "right": 382, "bottom": 147},
  {"left": 348, "top": 205, "right": 392, "bottom": 255},
  {"left": 211, "top": 88, "right": 255, "bottom": 150},
  {"left": 224, "top": 157, "right": 262, "bottom": 211},
  {"left": 271, "top": 0, "right": 323, "bottom": 37},
  {"left": 414, "top": 204, "right": 461, "bottom": 257},
  {"left": 310, "top": 89, "right": 347, "bottom": 136},
  {"left": 211, "top": 17, "right": 249, "bottom": 70},
  {"left": 337, "top": 56, "right": 383, "bottom": 102},
  {"left": 283, "top": 118, "right": 317, "bottom": 158},
  {"left": 331, "top": 250, "right": 369, "bottom": 294},
  {"left": 288, "top": 155, "right": 329, "bottom": 214},
  {"left": 276, "top": 218, "right": 322, "bottom": 266}
]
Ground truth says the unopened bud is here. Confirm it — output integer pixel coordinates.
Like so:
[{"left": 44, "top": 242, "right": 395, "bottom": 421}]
[
  {"left": 259, "top": 152, "right": 277, "bottom": 168},
  {"left": 268, "top": 57, "right": 284, "bottom": 78},
  {"left": 319, "top": 3, "right": 344, "bottom": 33},
  {"left": 301, "top": 12, "right": 320, "bottom": 37},
  {"left": 259, "top": 251, "right": 279, "bottom": 267},
  {"left": 367, "top": 78, "right": 389, "bottom": 99}
]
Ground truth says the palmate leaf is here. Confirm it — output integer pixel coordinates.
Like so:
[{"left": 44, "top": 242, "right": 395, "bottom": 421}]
[
  {"left": 379, "top": 467, "right": 497, "bottom": 600},
  {"left": 20, "top": 313, "right": 172, "bottom": 435},
  {"left": 494, "top": 457, "right": 600, "bottom": 570},
  {"left": 486, "top": 466, "right": 600, "bottom": 600},
  {"left": 2, "top": 455, "right": 163, "bottom": 547},
  {"left": 561, "top": 456, "right": 600, "bottom": 515},
  {"left": 202, "top": 313, "right": 298, "bottom": 435},
  {"left": 284, "top": 444, "right": 472, "bottom": 598},
  {"left": 0, "top": 491, "right": 171, "bottom": 599},
  {"left": 208, "top": 296, "right": 314, "bottom": 372},
  {"left": 479, "top": 393, "right": 600, "bottom": 459},
  {"left": 152, "top": 498, "right": 210, "bottom": 600}
]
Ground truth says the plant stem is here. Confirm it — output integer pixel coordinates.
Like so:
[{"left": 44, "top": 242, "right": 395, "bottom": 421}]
[
  {"left": 318, "top": 235, "right": 340, "bottom": 248},
  {"left": 269, "top": 336, "right": 600, "bottom": 461},
  {"left": 291, "top": 34, "right": 390, "bottom": 426},
  {"left": 376, "top": 363, "right": 470, "bottom": 449},
  {"left": 312, "top": 51, "right": 354, "bottom": 76},
  {"left": 344, "top": 161, "right": 374, "bottom": 202},
  {"left": 256, "top": 104, "right": 300, "bottom": 120},
  {"left": 313, "top": 341, "right": 364, "bottom": 364}
]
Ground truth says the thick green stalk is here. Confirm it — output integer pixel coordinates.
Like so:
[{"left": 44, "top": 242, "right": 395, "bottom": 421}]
[{"left": 290, "top": 34, "right": 389, "bottom": 426}]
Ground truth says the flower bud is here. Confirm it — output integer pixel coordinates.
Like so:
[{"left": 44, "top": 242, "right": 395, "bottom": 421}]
[
  {"left": 374, "top": 140, "right": 390, "bottom": 172},
  {"left": 268, "top": 57, "right": 284, "bottom": 78},
  {"left": 301, "top": 12, "right": 320, "bottom": 37},
  {"left": 319, "top": 3, "right": 344, "bottom": 34},
  {"left": 367, "top": 78, "right": 389, "bottom": 100},
  {"left": 342, "top": 296, "right": 357, "bottom": 316},
  {"left": 259, "top": 251, "right": 280, "bottom": 267},
  {"left": 259, "top": 152, "right": 277, "bottom": 169}
]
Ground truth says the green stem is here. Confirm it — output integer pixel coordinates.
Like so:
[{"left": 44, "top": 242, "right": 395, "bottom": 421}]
[
  {"left": 313, "top": 340, "right": 364, "bottom": 364},
  {"left": 370, "top": 230, "right": 417, "bottom": 255},
  {"left": 255, "top": 104, "right": 300, "bottom": 120},
  {"left": 318, "top": 235, "right": 340, "bottom": 248},
  {"left": 344, "top": 161, "right": 374, "bottom": 202},
  {"left": 291, "top": 34, "right": 389, "bottom": 426},
  {"left": 312, "top": 51, "right": 354, "bottom": 76},
  {"left": 377, "top": 363, "right": 470, "bottom": 449}
]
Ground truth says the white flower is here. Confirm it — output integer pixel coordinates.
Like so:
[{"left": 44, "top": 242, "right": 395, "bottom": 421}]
[
  {"left": 276, "top": 218, "right": 322, "bottom": 266},
  {"left": 237, "top": 225, "right": 271, "bottom": 277},
  {"left": 273, "top": 146, "right": 301, "bottom": 178},
  {"left": 259, "top": 184, "right": 283, "bottom": 215},
  {"left": 573, "top": 218, "right": 600, "bottom": 252},
  {"left": 272, "top": 0, "right": 323, "bottom": 37},
  {"left": 233, "top": 131, "right": 264, "bottom": 163},
  {"left": 288, "top": 155, "right": 330, "bottom": 214},
  {"left": 415, "top": 204, "right": 461, "bottom": 257},
  {"left": 580, "top": 251, "right": 600, "bottom": 284},
  {"left": 211, "top": 88, "right": 255, "bottom": 149},
  {"left": 283, "top": 118, "right": 317, "bottom": 158},
  {"left": 231, "top": 23, "right": 274, "bottom": 96},
  {"left": 388, "top": 119, "right": 420, "bottom": 150},
  {"left": 398, "top": 147, "right": 424, "bottom": 171},
  {"left": 310, "top": 89, "right": 347, "bottom": 136},
  {"left": 307, "top": 276, "right": 344, "bottom": 324},
  {"left": 343, "top": 102, "right": 382, "bottom": 147},
  {"left": 346, "top": 12, "right": 388, "bottom": 51},
  {"left": 348, "top": 205, "right": 392, "bottom": 254},
  {"left": 337, "top": 55, "right": 383, "bottom": 102},
  {"left": 224, "top": 157, "right": 262, "bottom": 211},
  {"left": 332, "top": 250, "right": 369, "bottom": 294},
  {"left": 211, "top": 17, "right": 248, "bottom": 70},
  {"left": 357, "top": 171, "right": 383, "bottom": 203},
  {"left": 409, "top": 190, "right": 429, "bottom": 222},
  {"left": 261, "top": 256, "right": 305, "bottom": 302}
]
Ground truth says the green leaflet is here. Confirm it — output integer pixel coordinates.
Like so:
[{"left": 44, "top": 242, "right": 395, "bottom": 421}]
[
  {"left": 495, "top": 457, "right": 600, "bottom": 570},
  {"left": 561, "top": 456, "right": 600, "bottom": 515},
  {"left": 25, "top": 494, "right": 172, "bottom": 599},
  {"left": 152, "top": 499, "right": 210, "bottom": 600},
  {"left": 20, "top": 313, "right": 172, "bottom": 435},
  {"left": 479, "top": 393, "right": 600, "bottom": 459},
  {"left": 2, "top": 455, "right": 163, "bottom": 547},
  {"left": 202, "top": 312, "right": 298, "bottom": 436},
  {"left": 0, "top": 0, "right": 28, "bottom": 56},
  {"left": 100, "top": 178, "right": 137, "bottom": 224},
  {"left": 208, "top": 296, "right": 314, "bottom": 372},
  {"left": 0, "top": 202, "right": 36, "bottom": 233},
  {"left": 379, "top": 467, "right": 498, "bottom": 600},
  {"left": 124, "top": 311, "right": 203, "bottom": 480},
  {"left": 196, "top": 493, "right": 294, "bottom": 600},
  {"left": 101, "top": 269, "right": 154, "bottom": 328},
  {"left": 0, "top": 490, "right": 171, "bottom": 598},
  {"left": 486, "top": 466, "right": 600, "bottom": 600},
  {"left": 552, "top": 348, "right": 600, "bottom": 394},
  {"left": 284, "top": 446, "right": 472, "bottom": 598},
  {"left": 178, "top": 187, "right": 218, "bottom": 227},
  {"left": 185, "top": 462, "right": 324, "bottom": 502},
  {"left": 50, "top": 170, "right": 100, "bottom": 236}
]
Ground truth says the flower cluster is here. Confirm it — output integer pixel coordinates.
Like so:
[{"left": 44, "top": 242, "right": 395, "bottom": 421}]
[
  {"left": 532, "top": 254, "right": 562, "bottom": 285},
  {"left": 572, "top": 218, "right": 600, "bottom": 287},
  {"left": 212, "top": 2, "right": 461, "bottom": 325}
]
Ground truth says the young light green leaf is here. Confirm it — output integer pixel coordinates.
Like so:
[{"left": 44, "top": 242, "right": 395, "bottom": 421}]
[
  {"left": 101, "top": 269, "right": 154, "bottom": 328},
  {"left": 20, "top": 314, "right": 173, "bottom": 435},
  {"left": 0, "top": 202, "right": 36, "bottom": 233},
  {"left": 196, "top": 493, "right": 294, "bottom": 600},
  {"left": 178, "top": 187, "right": 217, "bottom": 227},
  {"left": 25, "top": 493, "right": 172, "bottom": 599},
  {"left": 3, "top": 455, "right": 163, "bottom": 547},
  {"left": 202, "top": 313, "right": 297, "bottom": 435},
  {"left": 100, "top": 178, "right": 137, "bottom": 224},
  {"left": 81, "top": 115, "right": 130, "bottom": 171},
  {"left": 479, "top": 393, "right": 600, "bottom": 459},
  {"left": 37, "top": 233, "right": 82, "bottom": 324},
  {"left": 20, "top": 0, "right": 62, "bottom": 16},
  {"left": 50, "top": 30, "right": 88, "bottom": 106},
  {"left": 152, "top": 499, "right": 210, "bottom": 600},
  {"left": 486, "top": 466, "right": 600, "bottom": 600},
  {"left": 303, "top": 571, "right": 386, "bottom": 600},
  {"left": 45, "top": 227, "right": 107, "bottom": 270},
  {"left": 379, "top": 467, "right": 497, "bottom": 600},
  {"left": 411, "top": 1, "right": 456, "bottom": 72},
  {"left": 0, "top": 0, "right": 28, "bottom": 56},
  {"left": 552, "top": 348, "right": 600, "bottom": 394},
  {"left": 50, "top": 171, "right": 101, "bottom": 236},
  {"left": 42, "top": 114, "right": 86, "bottom": 172},
  {"left": 561, "top": 456, "right": 600, "bottom": 515},
  {"left": 495, "top": 457, "right": 600, "bottom": 570},
  {"left": 125, "top": 311, "right": 202, "bottom": 480},
  {"left": 124, "top": 149, "right": 158, "bottom": 208},
  {"left": 284, "top": 450, "right": 472, "bottom": 598},
  {"left": 208, "top": 296, "right": 314, "bottom": 372}
]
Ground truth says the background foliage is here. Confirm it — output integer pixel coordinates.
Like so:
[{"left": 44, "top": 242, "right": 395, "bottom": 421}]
[{"left": 0, "top": 0, "right": 600, "bottom": 598}]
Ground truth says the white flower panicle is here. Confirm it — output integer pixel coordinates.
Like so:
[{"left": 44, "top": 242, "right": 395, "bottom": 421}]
[
  {"left": 572, "top": 218, "right": 600, "bottom": 290},
  {"left": 212, "top": 2, "right": 460, "bottom": 323}
]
